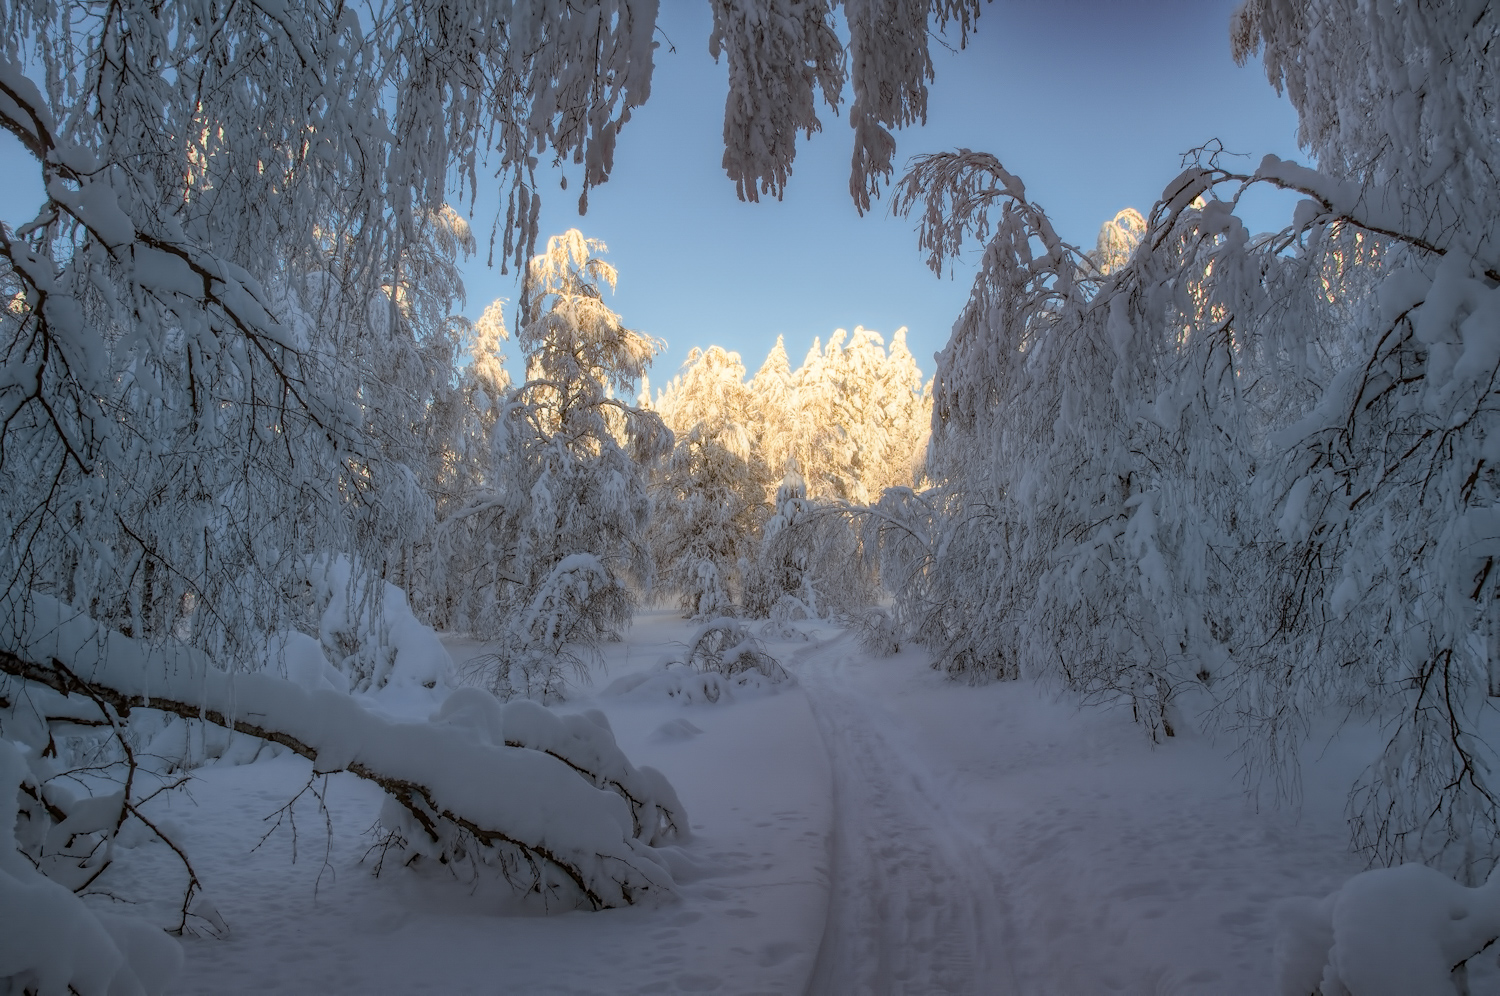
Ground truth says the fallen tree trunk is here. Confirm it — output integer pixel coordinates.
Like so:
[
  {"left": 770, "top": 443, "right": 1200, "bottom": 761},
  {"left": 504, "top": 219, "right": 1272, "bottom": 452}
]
[{"left": 0, "top": 594, "right": 678, "bottom": 911}]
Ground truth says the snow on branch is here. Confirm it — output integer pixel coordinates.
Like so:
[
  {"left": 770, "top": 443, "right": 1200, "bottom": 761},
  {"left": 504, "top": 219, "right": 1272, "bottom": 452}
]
[
  {"left": 893, "top": 149, "right": 1077, "bottom": 279},
  {"left": 1, "top": 595, "right": 679, "bottom": 912},
  {"left": 709, "top": 0, "right": 983, "bottom": 210}
]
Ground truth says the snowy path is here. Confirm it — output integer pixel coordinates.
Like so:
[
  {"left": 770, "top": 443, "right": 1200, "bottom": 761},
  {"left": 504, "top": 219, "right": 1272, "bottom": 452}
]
[
  {"left": 153, "top": 616, "right": 1397, "bottom": 994},
  {"left": 792, "top": 634, "right": 1021, "bottom": 995},
  {"left": 786, "top": 633, "right": 1390, "bottom": 996}
]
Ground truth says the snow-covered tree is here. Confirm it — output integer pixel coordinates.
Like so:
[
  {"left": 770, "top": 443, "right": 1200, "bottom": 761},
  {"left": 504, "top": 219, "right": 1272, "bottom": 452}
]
[
  {"left": 757, "top": 327, "right": 931, "bottom": 505},
  {"left": 651, "top": 328, "right": 929, "bottom": 621},
  {"left": 414, "top": 298, "right": 518, "bottom": 635},
  {"left": 884, "top": 0, "right": 1500, "bottom": 887},
  {"left": 461, "top": 231, "right": 671, "bottom": 698},
  {"left": 650, "top": 346, "right": 772, "bottom": 618},
  {"left": 1090, "top": 207, "right": 1147, "bottom": 276},
  {"left": 1229, "top": 0, "right": 1500, "bottom": 883}
]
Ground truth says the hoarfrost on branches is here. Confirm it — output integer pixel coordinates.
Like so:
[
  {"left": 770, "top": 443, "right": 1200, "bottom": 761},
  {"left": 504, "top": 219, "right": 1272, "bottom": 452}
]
[{"left": 456, "top": 231, "right": 669, "bottom": 699}]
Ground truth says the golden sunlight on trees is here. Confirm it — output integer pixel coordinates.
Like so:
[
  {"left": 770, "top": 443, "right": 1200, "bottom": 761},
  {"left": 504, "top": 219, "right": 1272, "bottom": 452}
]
[{"left": 649, "top": 326, "right": 931, "bottom": 617}]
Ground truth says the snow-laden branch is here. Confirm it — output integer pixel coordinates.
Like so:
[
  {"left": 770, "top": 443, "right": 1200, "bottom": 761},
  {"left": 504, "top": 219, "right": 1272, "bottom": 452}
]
[
  {"left": 1, "top": 595, "right": 681, "bottom": 911},
  {"left": 1161, "top": 157, "right": 1500, "bottom": 283}
]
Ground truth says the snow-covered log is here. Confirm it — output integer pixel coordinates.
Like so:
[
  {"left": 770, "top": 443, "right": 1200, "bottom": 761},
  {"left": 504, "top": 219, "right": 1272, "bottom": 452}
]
[{"left": 1, "top": 595, "right": 679, "bottom": 912}]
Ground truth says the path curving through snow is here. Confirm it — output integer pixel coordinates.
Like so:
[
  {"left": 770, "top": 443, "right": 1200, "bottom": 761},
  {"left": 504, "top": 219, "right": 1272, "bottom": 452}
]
[{"left": 792, "top": 633, "right": 1022, "bottom": 995}]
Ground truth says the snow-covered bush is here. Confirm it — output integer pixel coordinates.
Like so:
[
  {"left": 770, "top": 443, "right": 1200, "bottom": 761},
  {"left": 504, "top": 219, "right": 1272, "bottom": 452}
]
[
  {"left": 309, "top": 556, "right": 454, "bottom": 693},
  {"left": 0, "top": 739, "right": 185, "bottom": 996},
  {"left": 598, "top": 619, "right": 790, "bottom": 707},
  {"left": 850, "top": 607, "right": 903, "bottom": 658},
  {"left": 680, "top": 618, "right": 787, "bottom": 683},
  {"left": 462, "top": 554, "right": 631, "bottom": 703},
  {"left": 743, "top": 472, "right": 875, "bottom": 622},
  {"left": 603, "top": 663, "right": 787, "bottom": 706}
]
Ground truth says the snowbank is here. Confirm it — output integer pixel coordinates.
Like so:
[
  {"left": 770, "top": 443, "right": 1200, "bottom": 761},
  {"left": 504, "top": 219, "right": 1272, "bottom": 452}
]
[{"left": 1275, "top": 863, "right": 1500, "bottom": 996}]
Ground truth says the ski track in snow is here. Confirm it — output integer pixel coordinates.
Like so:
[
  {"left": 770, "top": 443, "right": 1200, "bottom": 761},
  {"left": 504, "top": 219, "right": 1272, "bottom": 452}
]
[{"left": 794, "top": 633, "right": 1021, "bottom": 996}]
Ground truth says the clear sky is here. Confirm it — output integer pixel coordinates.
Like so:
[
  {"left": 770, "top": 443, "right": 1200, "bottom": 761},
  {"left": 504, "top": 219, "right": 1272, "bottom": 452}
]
[{"left": 0, "top": 0, "right": 1307, "bottom": 390}]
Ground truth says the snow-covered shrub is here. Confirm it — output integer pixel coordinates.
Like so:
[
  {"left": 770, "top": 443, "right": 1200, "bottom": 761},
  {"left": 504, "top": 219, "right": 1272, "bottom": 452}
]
[
  {"left": 310, "top": 556, "right": 453, "bottom": 693},
  {"left": 463, "top": 645, "right": 575, "bottom": 705},
  {"left": 462, "top": 554, "right": 631, "bottom": 703},
  {"left": 603, "top": 663, "right": 786, "bottom": 707},
  {"left": 743, "top": 472, "right": 875, "bottom": 622},
  {"left": 0, "top": 740, "right": 186, "bottom": 996},
  {"left": 851, "top": 607, "right": 902, "bottom": 658},
  {"left": 680, "top": 618, "right": 787, "bottom": 683},
  {"left": 598, "top": 619, "right": 791, "bottom": 707}
]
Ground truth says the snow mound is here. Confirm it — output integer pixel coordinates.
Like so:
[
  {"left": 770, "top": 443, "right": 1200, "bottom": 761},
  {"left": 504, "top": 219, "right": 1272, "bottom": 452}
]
[
  {"left": 433, "top": 689, "right": 688, "bottom": 845},
  {"left": 312, "top": 556, "right": 453, "bottom": 693},
  {"left": 1274, "top": 863, "right": 1500, "bottom": 995},
  {"left": 263, "top": 629, "right": 348, "bottom": 694}
]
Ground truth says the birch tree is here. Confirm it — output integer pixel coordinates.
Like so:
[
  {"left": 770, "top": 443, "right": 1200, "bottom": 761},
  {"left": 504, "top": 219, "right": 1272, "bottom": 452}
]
[
  {"left": 884, "top": 0, "right": 1500, "bottom": 888},
  {"left": 464, "top": 231, "right": 671, "bottom": 700}
]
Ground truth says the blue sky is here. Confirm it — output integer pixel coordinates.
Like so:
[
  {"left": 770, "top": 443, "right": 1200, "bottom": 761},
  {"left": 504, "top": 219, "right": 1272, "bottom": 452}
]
[
  {"left": 463, "top": 0, "right": 1307, "bottom": 389},
  {"left": 0, "top": 0, "right": 1307, "bottom": 390}
]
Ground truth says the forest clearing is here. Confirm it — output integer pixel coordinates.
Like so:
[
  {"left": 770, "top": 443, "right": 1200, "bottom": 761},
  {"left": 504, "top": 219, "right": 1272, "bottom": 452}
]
[{"left": 4, "top": 1, "right": 1500, "bottom": 993}]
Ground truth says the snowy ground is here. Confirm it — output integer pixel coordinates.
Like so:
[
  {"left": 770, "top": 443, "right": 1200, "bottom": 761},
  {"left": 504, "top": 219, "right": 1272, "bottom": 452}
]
[{"left": 154, "top": 613, "right": 1450, "bottom": 994}]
